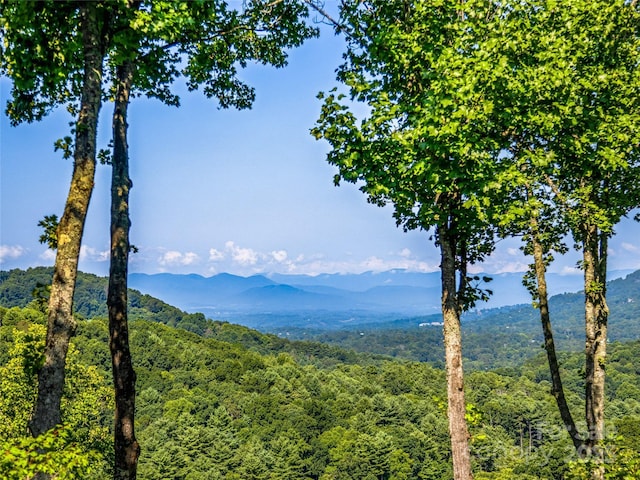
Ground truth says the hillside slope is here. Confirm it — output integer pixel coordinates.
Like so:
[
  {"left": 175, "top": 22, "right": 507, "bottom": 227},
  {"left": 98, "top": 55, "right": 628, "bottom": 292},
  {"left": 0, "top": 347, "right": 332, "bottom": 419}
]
[
  {"left": 2, "top": 303, "right": 640, "bottom": 479},
  {"left": 283, "top": 270, "right": 640, "bottom": 369},
  {"left": 0, "top": 267, "right": 381, "bottom": 368},
  {"left": 3, "top": 267, "right": 640, "bottom": 370}
]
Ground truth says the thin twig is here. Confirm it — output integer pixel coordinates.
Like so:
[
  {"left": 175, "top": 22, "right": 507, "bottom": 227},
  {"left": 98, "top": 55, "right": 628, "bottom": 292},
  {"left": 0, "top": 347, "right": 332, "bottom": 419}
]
[{"left": 302, "top": 0, "right": 343, "bottom": 31}]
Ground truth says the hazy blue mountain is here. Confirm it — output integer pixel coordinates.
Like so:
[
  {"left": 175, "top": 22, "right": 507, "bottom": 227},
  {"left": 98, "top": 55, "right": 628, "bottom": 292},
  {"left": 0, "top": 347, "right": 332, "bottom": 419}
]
[
  {"left": 286, "top": 270, "right": 640, "bottom": 368},
  {"left": 267, "top": 269, "right": 443, "bottom": 290},
  {"left": 123, "top": 268, "right": 635, "bottom": 330},
  {"left": 226, "top": 284, "right": 352, "bottom": 311},
  {"left": 3, "top": 267, "right": 639, "bottom": 349},
  {"left": 130, "top": 269, "right": 631, "bottom": 314},
  {"left": 353, "top": 285, "right": 442, "bottom": 313},
  {"left": 128, "top": 272, "right": 276, "bottom": 307}
]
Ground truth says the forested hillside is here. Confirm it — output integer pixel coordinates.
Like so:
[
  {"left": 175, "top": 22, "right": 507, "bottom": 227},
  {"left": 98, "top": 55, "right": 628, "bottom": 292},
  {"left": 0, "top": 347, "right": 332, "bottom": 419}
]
[
  {"left": 276, "top": 270, "right": 640, "bottom": 369},
  {"left": 2, "top": 304, "right": 640, "bottom": 479},
  {"left": 2, "top": 268, "right": 640, "bottom": 478},
  {"left": 0, "top": 267, "right": 210, "bottom": 332},
  {"left": 3, "top": 267, "right": 640, "bottom": 371},
  {"left": 0, "top": 267, "right": 383, "bottom": 368}
]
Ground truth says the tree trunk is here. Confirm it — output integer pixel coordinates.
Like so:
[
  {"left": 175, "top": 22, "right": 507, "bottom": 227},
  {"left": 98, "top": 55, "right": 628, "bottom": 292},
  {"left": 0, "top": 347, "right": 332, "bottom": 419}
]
[
  {"left": 530, "top": 227, "right": 584, "bottom": 452},
  {"left": 583, "top": 224, "right": 608, "bottom": 480},
  {"left": 439, "top": 225, "right": 473, "bottom": 480},
  {"left": 108, "top": 57, "right": 140, "bottom": 480},
  {"left": 29, "top": 1, "right": 104, "bottom": 439}
]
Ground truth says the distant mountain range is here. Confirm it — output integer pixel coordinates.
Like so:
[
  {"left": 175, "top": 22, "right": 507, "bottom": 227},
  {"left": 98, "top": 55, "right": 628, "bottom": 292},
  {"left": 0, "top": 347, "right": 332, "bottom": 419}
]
[
  {"left": 128, "top": 269, "right": 636, "bottom": 327},
  {"left": 2, "top": 266, "right": 636, "bottom": 333},
  {"left": 2, "top": 267, "right": 639, "bottom": 366},
  {"left": 285, "top": 269, "right": 640, "bottom": 368}
]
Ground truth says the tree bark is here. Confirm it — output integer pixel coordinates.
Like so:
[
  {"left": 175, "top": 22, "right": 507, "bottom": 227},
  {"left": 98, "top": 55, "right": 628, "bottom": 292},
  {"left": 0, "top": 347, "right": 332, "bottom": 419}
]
[
  {"left": 439, "top": 224, "right": 473, "bottom": 480},
  {"left": 582, "top": 224, "right": 608, "bottom": 480},
  {"left": 530, "top": 227, "right": 584, "bottom": 451},
  {"left": 108, "top": 57, "right": 140, "bottom": 480},
  {"left": 29, "top": 1, "right": 104, "bottom": 439}
]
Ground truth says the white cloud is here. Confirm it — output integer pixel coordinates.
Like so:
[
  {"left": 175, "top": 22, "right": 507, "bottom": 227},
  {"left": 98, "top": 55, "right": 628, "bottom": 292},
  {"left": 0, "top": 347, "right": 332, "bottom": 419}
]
[
  {"left": 159, "top": 250, "right": 201, "bottom": 266},
  {"left": 40, "top": 249, "right": 56, "bottom": 261},
  {"left": 80, "top": 245, "right": 109, "bottom": 262},
  {"left": 468, "top": 257, "right": 529, "bottom": 274},
  {"left": 160, "top": 242, "right": 442, "bottom": 276},
  {"left": 209, "top": 248, "right": 225, "bottom": 261},
  {"left": 491, "top": 262, "right": 530, "bottom": 274},
  {"left": 160, "top": 251, "right": 182, "bottom": 264},
  {"left": 465, "top": 242, "right": 531, "bottom": 274},
  {"left": 33, "top": 245, "right": 109, "bottom": 265},
  {"left": 621, "top": 242, "right": 639, "bottom": 253},
  {"left": 225, "top": 241, "right": 258, "bottom": 266},
  {"left": 496, "top": 262, "right": 530, "bottom": 274},
  {"left": 280, "top": 255, "right": 437, "bottom": 276},
  {"left": 559, "top": 265, "right": 582, "bottom": 275},
  {"left": 182, "top": 252, "right": 199, "bottom": 265},
  {"left": 271, "top": 250, "right": 288, "bottom": 263},
  {"left": 0, "top": 244, "right": 25, "bottom": 262},
  {"left": 362, "top": 256, "right": 389, "bottom": 271}
]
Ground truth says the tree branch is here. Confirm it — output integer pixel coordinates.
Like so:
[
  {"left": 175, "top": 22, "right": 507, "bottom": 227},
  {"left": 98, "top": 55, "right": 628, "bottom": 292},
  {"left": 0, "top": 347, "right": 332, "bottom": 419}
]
[{"left": 302, "top": 0, "right": 343, "bottom": 31}]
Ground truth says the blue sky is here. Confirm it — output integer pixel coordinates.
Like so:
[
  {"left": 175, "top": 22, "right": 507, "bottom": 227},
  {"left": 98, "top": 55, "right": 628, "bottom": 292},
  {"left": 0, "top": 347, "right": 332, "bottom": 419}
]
[{"left": 1, "top": 21, "right": 639, "bottom": 278}]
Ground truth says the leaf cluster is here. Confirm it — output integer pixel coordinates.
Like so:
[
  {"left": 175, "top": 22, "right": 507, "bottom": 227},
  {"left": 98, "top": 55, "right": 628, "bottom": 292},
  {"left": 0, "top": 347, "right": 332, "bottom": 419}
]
[
  {"left": 488, "top": 0, "right": 640, "bottom": 246},
  {"left": 313, "top": 0, "right": 507, "bottom": 238},
  {"left": 0, "top": 0, "right": 86, "bottom": 124},
  {"left": 37, "top": 214, "right": 59, "bottom": 250},
  {"left": 314, "top": 0, "right": 640, "bottom": 313},
  {"left": 0, "top": 319, "right": 113, "bottom": 478},
  {"left": 1, "top": 1, "right": 319, "bottom": 127}
]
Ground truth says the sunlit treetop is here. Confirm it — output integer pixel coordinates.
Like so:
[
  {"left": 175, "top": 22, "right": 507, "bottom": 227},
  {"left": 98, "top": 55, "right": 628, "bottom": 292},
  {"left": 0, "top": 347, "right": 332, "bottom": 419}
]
[
  {"left": 0, "top": 0, "right": 319, "bottom": 124},
  {"left": 313, "top": 0, "right": 511, "bottom": 257}
]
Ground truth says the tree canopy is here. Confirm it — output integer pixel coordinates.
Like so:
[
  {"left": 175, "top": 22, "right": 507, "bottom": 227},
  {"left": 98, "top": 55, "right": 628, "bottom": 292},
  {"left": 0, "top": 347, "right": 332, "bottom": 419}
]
[{"left": 313, "top": 1, "right": 640, "bottom": 477}]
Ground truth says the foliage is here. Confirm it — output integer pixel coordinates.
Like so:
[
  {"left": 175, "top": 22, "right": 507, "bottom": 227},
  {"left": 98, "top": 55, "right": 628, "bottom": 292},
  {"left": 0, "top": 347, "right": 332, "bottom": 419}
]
[
  {"left": 2, "top": 303, "right": 640, "bottom": 478},
  {"left": 566, "top": 441, "right": 640, "bottom": 480},
  {"left": 287, "top": 270, "right": 640, "bottom": 370},
  {"left": 0, "top": 425, "right": 104, "bottom": 480},
  {"left": 37, "top": 214, "right": 59, "bottom": 250},
  {"left": 0, "top": 316, "right": 112, "bottom": 478},
  {"left": 487, "top": 0, "right": 640, "bottom": 238},
  {"left": 2, "top": 2, "right": 319, "bottom": 472},
  {"left": 0, "top": 0, "right": 87, "bottom": 124},
  {"left": 0, "top": 267, "right": 386, "bottom": 367},
  {"left": 312, "top": 0, "right": 509, "bottom": 304},
  {"left": 0, "top": 266, "right": 207, "bottom": 328},
  {"left": 3, "top": 267, "right": 640, "bottom": 372},
  {"left": 311, "top": 3, "right": 528, "bottom": 475},
  {"left": 0, "top": 1, "right": 319, "bottom": 120},
  {"left": 102, "top": 0, "right": 319, "bottom": 110}
]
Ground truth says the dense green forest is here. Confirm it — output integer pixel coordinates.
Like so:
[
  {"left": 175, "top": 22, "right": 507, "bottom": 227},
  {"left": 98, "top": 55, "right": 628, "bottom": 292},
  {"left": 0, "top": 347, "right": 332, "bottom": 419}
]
[
  {"left": 286, "top": 266, "right": 640, "bottom": 370},
  {"left": 0, "top": 267, "right": 383, "bottom": 367},
  {"left": 4, "top": 267, "right": 640, "bottom": 371},
  {"left": 2, "top": 0, "right": 639, "bottom": 477},
  {"left": 1, "top": 268, "right": 640, "bottom": 478}
]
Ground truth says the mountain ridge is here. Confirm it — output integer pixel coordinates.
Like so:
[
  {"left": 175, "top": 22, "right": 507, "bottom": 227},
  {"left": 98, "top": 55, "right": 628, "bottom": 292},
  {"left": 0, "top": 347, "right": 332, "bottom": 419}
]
[
  {"left": 2, "top": 266, "right": 639, "bottom": 369},
  {"left": 2, "top": 266, "right": 637, "bottom": 334},
  {"left": 128, "top": 268, "right": 636, "bottom": 322}
]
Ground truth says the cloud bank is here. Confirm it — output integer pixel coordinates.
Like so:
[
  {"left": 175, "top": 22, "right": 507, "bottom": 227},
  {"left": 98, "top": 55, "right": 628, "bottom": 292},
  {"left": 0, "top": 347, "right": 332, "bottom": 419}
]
[{"left": 0, "top": 244, "right": 25, "bottom": 262}]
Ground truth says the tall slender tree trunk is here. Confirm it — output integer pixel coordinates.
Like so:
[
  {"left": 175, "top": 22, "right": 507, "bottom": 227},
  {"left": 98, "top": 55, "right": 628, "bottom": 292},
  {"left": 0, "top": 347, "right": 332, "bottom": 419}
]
[
  {"left": 582, "top": 224, "right": 608, "bottom": 480},
  {"left": 108, "top": 57, "right": 140, "bottom": 480},
  {"left": 29, "top": 1, "right": 104, "bottom": 439},
  {"left": 439, "top": 224, "right": 473, "bottom": 480},
  {"left": 529, "top": 226, "right": 584, "bottom": 451}
]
